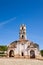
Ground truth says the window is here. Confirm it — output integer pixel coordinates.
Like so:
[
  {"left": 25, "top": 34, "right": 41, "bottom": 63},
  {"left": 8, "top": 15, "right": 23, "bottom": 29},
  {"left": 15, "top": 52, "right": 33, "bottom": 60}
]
[
  {"left": 22, "top": 35, "right": 24, "bottom": 39},
  {"left": 22, "top": 27, "right": 23, "bottom": 30}
]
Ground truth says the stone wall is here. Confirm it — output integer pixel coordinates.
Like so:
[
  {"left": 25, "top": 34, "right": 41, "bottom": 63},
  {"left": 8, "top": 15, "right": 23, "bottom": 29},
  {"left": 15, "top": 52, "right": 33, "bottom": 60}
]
[{"left": 7, "top": 42, "right": 40, "bottom": 58}]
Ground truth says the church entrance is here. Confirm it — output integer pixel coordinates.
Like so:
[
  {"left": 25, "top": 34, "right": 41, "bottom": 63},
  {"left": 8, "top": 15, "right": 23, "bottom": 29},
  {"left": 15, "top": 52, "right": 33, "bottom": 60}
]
[
  {"left": 30, "top": 50, "right": 35, "bottom": 58},
  {"left": 21, "top": 52, "right": 24, "bottom": 56},
  {"left": 9, "top": 50, "right": 14, "bottom": 57}
]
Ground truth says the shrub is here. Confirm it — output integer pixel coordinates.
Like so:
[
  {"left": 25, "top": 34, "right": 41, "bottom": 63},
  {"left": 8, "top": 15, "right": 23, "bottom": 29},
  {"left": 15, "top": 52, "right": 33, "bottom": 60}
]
[
  {"left": 0, "top": 46, "right": 8, "bottom": 51},
  {"left": 40, "top": 50, "right": 43, "bottom": 56}
]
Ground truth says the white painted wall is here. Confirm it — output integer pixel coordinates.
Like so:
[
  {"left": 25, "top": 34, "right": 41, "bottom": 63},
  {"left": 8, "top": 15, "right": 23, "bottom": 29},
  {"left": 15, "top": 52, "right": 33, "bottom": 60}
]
[{"left": 14, "top": 43, "right": 29, "bottom": 55}]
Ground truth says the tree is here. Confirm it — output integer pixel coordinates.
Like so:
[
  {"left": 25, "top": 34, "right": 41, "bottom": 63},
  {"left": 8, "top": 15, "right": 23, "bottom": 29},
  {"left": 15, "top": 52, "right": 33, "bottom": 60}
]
[
  {"left": 0, "top": 46, "right": 8, "bottom": 51},
  {"left": 40, "top": 50, "right": 43, "bottom": 56}
]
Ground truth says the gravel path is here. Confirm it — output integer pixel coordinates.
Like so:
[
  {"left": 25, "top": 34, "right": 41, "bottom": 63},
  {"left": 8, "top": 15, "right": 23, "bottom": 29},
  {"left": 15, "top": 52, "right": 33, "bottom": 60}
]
[{"left": 0, "top": 58, "right": 43, "bottom": 65}]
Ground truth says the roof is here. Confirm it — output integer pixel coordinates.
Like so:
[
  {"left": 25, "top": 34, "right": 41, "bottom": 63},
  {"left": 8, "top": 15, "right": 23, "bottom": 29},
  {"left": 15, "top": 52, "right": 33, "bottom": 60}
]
[
  {"left": 8, "top": 39, "right": 30, "bottom": 48},
  {"left": 8, "top": 39, "right": 39, "bottom": 49}
]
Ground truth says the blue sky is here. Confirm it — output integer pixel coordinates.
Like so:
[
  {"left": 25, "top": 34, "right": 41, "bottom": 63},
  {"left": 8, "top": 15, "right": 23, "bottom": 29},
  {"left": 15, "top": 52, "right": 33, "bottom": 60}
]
[{"left": 0, "top": 0, "right": 43, "bottom": 49}]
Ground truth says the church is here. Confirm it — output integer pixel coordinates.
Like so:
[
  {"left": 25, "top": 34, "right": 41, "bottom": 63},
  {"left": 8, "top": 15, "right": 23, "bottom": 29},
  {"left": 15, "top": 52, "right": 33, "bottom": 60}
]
[{"left": 7, "top": 24, "right": 40, "bottom": 58}]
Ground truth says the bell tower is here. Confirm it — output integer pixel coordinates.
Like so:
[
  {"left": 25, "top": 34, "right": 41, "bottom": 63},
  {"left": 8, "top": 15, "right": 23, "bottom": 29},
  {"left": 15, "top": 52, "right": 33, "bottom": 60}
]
[{"left": 19, "top": 24, "right": 27, "bottom": 40}]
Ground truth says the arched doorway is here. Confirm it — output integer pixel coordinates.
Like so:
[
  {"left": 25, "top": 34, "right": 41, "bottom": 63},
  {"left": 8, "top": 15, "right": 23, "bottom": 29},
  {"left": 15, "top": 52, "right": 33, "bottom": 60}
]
[
  {"left": 9, "top": 50, "right": 14, "bottom": 57},
  {"left": 21, "top": 52, "right": 24, "bottom": 56},
  {"left": 30, "top": 50, "right": 35, "bottom": 58}
]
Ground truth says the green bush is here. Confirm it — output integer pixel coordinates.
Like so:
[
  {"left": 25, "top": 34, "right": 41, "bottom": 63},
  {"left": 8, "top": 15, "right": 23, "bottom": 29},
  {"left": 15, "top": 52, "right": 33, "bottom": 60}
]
[
  {"left": 40, "top": 50, "right": 43, "bottom": 56},
  {"left": 0, "top": 46, "right": 8, "bottom": 51}
]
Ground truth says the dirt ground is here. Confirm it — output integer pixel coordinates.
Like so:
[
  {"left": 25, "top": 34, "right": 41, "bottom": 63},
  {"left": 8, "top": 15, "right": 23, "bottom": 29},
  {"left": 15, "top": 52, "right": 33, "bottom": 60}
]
[{"left": 0, "top": 58, "right": 43, "bottom": 65}]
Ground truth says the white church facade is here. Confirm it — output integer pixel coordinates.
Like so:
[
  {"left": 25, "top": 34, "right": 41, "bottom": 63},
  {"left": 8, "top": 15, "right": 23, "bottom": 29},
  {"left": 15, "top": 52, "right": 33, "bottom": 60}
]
[{"left": 7, "top": 24, "right": 40, "bottom": 58}]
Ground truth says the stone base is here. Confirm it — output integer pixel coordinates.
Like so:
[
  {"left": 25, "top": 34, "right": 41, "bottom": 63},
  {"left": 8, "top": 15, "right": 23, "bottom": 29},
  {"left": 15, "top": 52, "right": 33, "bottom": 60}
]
[
  {"left": 14, "top": 54, "right": 20, "bottom": 58},
  {"left": 24, "top": 55, "right": 29, "bottom": 59},
  {"left": 14, "top": 55, "right": 30, "bottom": 59},
  {"left": 35, "top": 55, "right": 41, "bottom": 59},
  {"left": 7, "top": 54, "right": 40, "bottom": 59}
]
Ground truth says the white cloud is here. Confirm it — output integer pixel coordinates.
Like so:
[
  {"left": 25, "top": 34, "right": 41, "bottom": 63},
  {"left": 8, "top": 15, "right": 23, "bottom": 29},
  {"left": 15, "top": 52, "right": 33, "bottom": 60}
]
[{"left": 0, "top": 17, "right": 16, "bottom": 26}]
